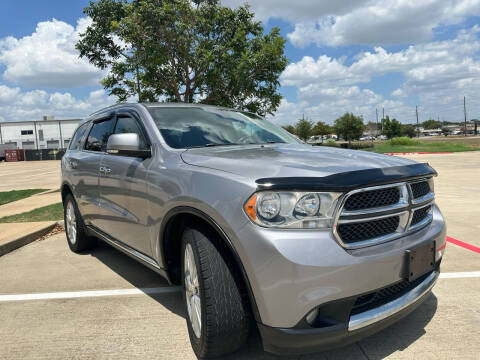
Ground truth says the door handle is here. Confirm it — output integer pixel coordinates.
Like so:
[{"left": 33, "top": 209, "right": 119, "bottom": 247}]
[{"left": 99, "top": 166, "right": 111, "bottom": 174}]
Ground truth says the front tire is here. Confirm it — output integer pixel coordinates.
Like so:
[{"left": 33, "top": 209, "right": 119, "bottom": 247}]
[
  {"left": 63, "top": 194, "right": 96, "bottom": 252},
  {"left": 181, "top": 225, "right": 249, "bottom": 358}
]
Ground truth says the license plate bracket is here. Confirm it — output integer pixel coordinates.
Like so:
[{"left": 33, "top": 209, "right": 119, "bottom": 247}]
[{"left": 405, "top": 242, "right": 435, "bottom": 282}]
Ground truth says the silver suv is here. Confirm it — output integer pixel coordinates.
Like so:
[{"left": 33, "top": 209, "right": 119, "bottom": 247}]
[{"left": 61, "top": 103, "right": 446, "bottom": 358}]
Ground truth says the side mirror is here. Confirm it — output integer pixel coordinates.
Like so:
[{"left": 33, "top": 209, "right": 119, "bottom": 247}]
[{"left": 106, "top": 133, "right": 151, "bottom": 159}]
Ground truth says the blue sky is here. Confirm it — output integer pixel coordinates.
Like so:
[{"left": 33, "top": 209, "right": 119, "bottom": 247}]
[{"left": 0, "top": 0, "right": 479, "bottom": 125}]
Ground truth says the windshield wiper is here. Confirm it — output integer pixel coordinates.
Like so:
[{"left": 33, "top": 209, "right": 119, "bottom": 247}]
[
  {"left": 187, "top": 141, "right": 286, "bottom": 149},
  {"left": 187, "top": 143, "right": 243, "bottom": 149}
]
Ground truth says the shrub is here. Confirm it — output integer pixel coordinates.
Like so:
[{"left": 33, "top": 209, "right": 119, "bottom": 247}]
[{"left": 386, "top": 137, "right": 421, "bottom": 146}]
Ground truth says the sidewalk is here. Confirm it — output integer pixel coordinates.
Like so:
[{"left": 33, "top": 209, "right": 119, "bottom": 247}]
[{"left": 0, "top": 191, "right": 61, "bottom": 219}]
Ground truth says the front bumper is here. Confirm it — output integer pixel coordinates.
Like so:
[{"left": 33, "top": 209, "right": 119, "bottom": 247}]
[
  {"left": 234, "top": 205, "right": 446, "bottom": 328},
  {"left": 259, "top": 270, "right": 439, "bottom": 355}
]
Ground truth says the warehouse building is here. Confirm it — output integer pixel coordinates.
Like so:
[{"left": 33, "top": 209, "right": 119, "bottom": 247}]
[{"left": 0, "top": 117, "right": 82, "bottom": 150}]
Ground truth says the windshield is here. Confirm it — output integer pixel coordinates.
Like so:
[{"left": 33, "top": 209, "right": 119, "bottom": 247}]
[{"left": 147, "top": 106, "right": 300, "bottom": 149}]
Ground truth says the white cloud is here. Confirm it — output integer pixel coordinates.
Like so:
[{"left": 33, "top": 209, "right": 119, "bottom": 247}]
[
  {"left": 392, "top": 88, "right": 405, "bottom": 97},
  {"left": 222, "top": 0, "right": 369, "bottom": 22},
  {"left": 0, "top": 86, "right": 115, "bottom": 122},
  {"left": 226, "top": 0, "right": 480, "bottom": 47},
  {"left": 0, "top": 85, "right": 20, "bottom": 104},
  {"left": 0, "top": 17, "right": 103, "bottom": 88},
  {"left": 277, "top": 26, "right": 480, "bottom": 124}
]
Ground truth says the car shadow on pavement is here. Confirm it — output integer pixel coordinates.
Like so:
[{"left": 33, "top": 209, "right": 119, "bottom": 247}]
[
  {"left": 87, "top": 241, "right": 185, "bottom": 319},
  {"left": 87, "top": 241, "right": 438, "bottom": 360}
]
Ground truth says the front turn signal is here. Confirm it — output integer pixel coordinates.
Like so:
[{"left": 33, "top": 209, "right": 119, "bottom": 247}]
[{"left": 244, "top": 194, "right": 257, "bottom": 221}]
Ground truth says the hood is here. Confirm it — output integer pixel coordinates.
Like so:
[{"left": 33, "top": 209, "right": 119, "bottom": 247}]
[{"left": 180, "top": 143, "right": 416, "bottom": 181}]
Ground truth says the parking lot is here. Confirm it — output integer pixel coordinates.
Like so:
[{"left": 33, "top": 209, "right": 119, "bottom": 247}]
[{"left": 1, "top": 152, "right": 479, "bottom": 359}]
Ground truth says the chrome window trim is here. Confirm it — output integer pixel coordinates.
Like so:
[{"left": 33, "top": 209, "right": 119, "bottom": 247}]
[{"left": 333, "top": 179, "right": 435, "bottom": 249}]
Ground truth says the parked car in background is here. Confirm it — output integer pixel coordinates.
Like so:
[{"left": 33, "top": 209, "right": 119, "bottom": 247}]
[
  {"left": 62, "top": 103, "right": 446, "bottom": 358},
  {"left": 359, "top": 136, "right": 375, "bottom": 141}
]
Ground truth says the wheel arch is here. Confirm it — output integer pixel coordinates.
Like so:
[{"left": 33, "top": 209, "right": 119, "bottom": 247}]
[
  {"left": 61, "top": 182, "right": 73, "bottom": 203},
  {"left": 160, "top": 206, "right": 261, "bottom": 322}
]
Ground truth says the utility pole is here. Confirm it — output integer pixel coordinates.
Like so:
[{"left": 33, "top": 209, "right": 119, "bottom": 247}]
[
  {"left": 58, "top": 121, "right": 63, "bottom": 149},
  {"left": 464, "top": 96, "right": 467, "bottom": 137},
  {"left": 382, "top": 108, "right": 385, "bottom": 131},
  {"left": 416, "top": 105, "right": 419, "bottom": 138},
  {"left": 376, "top": 108, "right": 379, "bottom": 136}
]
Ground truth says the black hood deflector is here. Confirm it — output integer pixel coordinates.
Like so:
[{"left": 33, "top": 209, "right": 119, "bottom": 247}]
[{"left": 256, "top": 163, "right": 437, "bottom": 192}]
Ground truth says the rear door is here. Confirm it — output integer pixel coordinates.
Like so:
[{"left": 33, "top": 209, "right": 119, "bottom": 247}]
[
  {"left": 97, "top": 111, "right": 153, "bottom": 256},
  {"left": 76, "top": 116, "right": 116, "bottom": 226}
]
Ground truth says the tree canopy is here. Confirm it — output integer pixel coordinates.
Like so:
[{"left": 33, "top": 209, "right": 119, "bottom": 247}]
[
  {"left": 282, "top": 124, "right": 296, "bottom": 134},
  {"left": 422, "top": 119, "right": 442, "bottom": 129},
  {"left": 312, "top": 121, "right": 332, "bottom": 142},
  {"left": 334, "top": 113, "right": 365, "bottom": 143},
  {"left": 76, "top": 0, "right": 287, "bottom": 115},
  {"left": 295, "top": 118, "right": 314, "bottom": 141},
  {"left": 401, "top": 124, "right": 417, "bottom": 138},
  {"left": 382, "top": 116, "right": 402, "bottom": 139}
]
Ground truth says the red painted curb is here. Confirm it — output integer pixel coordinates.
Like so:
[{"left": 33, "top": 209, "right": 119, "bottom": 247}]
[
  {"left": 384, "top": 152, "right": 454, "bottom": 155},
  {"left": 446, "top": 236, "right": 480, "bottom": 254}
]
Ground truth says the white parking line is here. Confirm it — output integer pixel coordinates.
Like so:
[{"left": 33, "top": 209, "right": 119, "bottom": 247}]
[
  {"left": 0, "top": 286, "right": 181, "bottom": 302},
  {"left": 0, "top": 272, "right": 478, "bottom": 303},
  {"left": 439, "top": 271, "right": 480, "bottom": 279}
]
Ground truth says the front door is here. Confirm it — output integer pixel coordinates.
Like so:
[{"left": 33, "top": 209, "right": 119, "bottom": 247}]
[
  {"left": 97, "top": 113, "right": 153, "bottom": 257},
  {"left": 79, "top": 116, "right": 116, "bottom": 226}
]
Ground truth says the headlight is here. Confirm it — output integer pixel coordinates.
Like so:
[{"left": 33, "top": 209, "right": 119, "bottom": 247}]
[{"left": 244, "top": 191, "right": 341, "bottom": 229}]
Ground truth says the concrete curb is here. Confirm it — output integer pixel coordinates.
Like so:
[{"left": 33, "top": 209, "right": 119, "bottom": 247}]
[
  {"left": 0, "top": 221, "right": 62, "bottom": 257},
  {"left": 36, "top": 188, "right": 61, "bottom": 195}
]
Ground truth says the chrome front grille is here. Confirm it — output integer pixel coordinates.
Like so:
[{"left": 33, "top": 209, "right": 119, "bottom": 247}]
[
  {"left": 337, "top": 215, "right": 400, "bottom": 244},
  {"left": 333, "top": 179, "right": 434, "bottom": 248},
  {"left": 344, "top": 187, "right": 400, "bottom": 211},
  {"left": 410, "top": 181, "right": 431, "bottom": 199}
]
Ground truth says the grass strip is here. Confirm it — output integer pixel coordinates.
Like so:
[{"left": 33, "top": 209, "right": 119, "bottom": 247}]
[
  {"left": 0, "top": 203, "right": 63, "bottom": 223},
  {"left": 0, "top": 189, "right": 49, "bottom": 206},
  {"left": 373, "top": 142, "right": 477, "bottom": 154}
]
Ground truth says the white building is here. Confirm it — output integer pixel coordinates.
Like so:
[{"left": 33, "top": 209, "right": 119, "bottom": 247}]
[{"left": 0, "top": 117, "right": 82, "bottom": 150}]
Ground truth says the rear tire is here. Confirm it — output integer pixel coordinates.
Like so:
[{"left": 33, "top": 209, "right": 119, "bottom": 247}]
[
  {"left": 181, "top": 225, "right": 249, "bottom": 358},
  {"left": 63, "top": 193, "right": 96, "bottom": 252}
]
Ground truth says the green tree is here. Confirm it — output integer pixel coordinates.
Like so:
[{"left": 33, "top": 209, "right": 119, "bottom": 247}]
[
  {"left": 401, "top": 124, "right": 417, "bottom": 138},
  {"left": 76, "top": 0, "right": 287, "bottom": 115},
  {"left": 282, "top": 124, "right": 296, "bottom": 134},
  {"left": 295, "top": 118, "right": 313, "bottom": 141},
  {"left": 334, "top": 113, "right": 365, "bottom": 144},
  {"left": 382, "top": 116, "right": 402, "bottom": 139},
  {"left": 312, "top": 121, "right": 332, "bottom": 142},
  {"left": 422, "top": 119, "right": 442, "bottom": 129}
]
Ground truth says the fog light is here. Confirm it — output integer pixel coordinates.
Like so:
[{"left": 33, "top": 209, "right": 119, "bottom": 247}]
[{"left": 305, "top": 307, "right": 319, "bottom": 325}]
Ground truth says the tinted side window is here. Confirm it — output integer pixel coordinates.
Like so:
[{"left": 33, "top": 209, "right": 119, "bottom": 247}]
[
  {"left": 113, "top": 116, "right": 147, "bottom": 149},
  {"left": 69, "top": 122, "right": 89, "bottom": 150},
  {"left": 85, "top": 118, "right": 115, "bottom": 152}
]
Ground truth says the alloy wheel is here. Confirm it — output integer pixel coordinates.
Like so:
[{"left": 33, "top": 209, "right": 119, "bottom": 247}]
[
  {"left": 184, "top": 243, "right": 202, "bottom": 338},
  {"left": 66, "top": 201, "right": 77, "bottom": 244}
]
